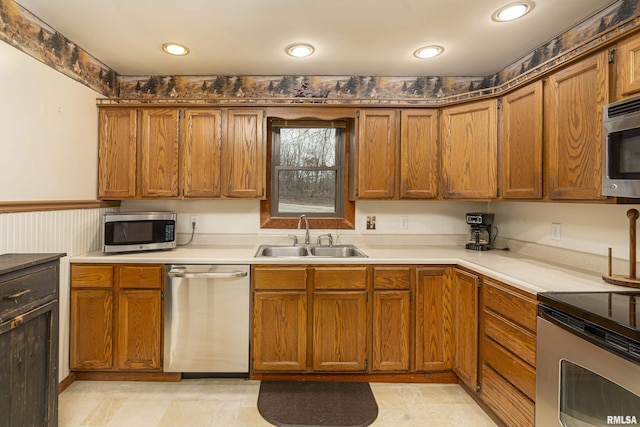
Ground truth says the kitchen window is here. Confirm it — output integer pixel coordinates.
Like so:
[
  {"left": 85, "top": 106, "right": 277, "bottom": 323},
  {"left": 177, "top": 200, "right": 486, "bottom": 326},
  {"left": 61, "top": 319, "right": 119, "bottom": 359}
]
[{"left": 260, "top": 118, "right": 355, "bottom": 229}]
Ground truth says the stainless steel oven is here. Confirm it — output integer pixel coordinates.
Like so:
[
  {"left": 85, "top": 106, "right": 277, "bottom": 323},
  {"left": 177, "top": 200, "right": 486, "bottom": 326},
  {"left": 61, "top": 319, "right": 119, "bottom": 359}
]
[{"left": 536, "top": 292, "right": 640, "bottom": 427}]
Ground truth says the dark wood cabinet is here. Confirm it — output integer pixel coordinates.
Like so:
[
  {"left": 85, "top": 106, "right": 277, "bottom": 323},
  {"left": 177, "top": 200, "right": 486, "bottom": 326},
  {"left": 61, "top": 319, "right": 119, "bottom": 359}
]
[{"left": 0, "top": 253, "right": 64, "bottom": 427}]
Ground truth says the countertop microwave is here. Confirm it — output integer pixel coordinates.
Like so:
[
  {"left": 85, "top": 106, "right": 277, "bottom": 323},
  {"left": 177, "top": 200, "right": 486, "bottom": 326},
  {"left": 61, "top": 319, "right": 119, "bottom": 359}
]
[
  {"left": 602, "top": 95, "right": 640, "bottom": 198},
  {"left": 103, "top": 212, "right": 177, "bottom": 253}
]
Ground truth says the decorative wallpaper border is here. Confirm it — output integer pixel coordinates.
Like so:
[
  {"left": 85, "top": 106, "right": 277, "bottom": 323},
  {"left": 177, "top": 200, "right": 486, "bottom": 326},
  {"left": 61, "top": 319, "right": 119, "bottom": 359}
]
[{"left": 1, "top": 0, "right": 639, "bottom": 101}]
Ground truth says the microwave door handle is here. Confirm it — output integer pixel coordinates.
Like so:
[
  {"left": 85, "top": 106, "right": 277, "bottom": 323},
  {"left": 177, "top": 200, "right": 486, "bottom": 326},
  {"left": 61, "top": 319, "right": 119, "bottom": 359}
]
[{"left": 168, "top": 271, "right": 248, "bottom": 279}]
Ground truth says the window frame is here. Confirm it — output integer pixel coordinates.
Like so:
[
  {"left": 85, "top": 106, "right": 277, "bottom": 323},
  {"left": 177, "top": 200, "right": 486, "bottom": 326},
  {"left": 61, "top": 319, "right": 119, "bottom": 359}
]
[{"left": 260, "top": 117, "right": 355, "bottom": 230}]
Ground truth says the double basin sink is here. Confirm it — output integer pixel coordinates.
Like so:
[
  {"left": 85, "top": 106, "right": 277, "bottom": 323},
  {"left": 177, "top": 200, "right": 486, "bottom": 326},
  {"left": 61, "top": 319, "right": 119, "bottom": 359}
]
[{"left": 255, "top": 244, "right": 367, "bottom": 258}]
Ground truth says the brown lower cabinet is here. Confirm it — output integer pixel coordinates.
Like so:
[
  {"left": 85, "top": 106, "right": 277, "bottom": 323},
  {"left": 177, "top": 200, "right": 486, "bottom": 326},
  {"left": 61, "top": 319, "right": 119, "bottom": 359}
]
[
  {"left": 70, "top": 263, "right": 163, "bottom": 372},
  {"left": 480, "top": 277, "right": 538, "bottom": 427}
]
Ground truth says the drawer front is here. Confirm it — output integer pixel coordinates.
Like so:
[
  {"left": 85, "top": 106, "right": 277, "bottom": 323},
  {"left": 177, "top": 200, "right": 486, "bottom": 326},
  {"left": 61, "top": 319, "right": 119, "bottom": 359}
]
[
  {"left": 484, "top": 279, "right": 537, "bottom": 332},
  {"left": 0, "top": 265, "right": 58, "bottom": 321},
  {"left": 313, "top": 267, "right": 368, "bottom": 290},
  {"left": 253, "top": 267, "right": 307, "bottom": 290},
  {"left": 481, "top": 363, "right": 535, "bottom": 427},
  {"left": 373, "top": 267, "right": 411, "bottom": 290},
  {"left": 71, "top": 264, "right": 113, "bottom": 288},
  {"left": 118, "top": 265, "right": 163, "bottom": 289},
  {"left": 483, "top": 336, "right": 536, "bottom": 401},
  {"left": 484, "top": 309, "right": 536, "bottom": 367}
]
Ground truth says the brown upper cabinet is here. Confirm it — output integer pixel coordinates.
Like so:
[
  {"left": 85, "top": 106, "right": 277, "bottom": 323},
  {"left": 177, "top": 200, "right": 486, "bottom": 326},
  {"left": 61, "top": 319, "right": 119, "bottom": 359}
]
[
  {"left": 98, "top": 109, "right": 137, "bottom": 199},
  {"left": 616, "top": 32, "right": 640, "bottom": 100},
  {"left": 501, "top": 81, "right": 543, "bottom": 199},
  {"left": 98, "top": 107, "right": 265, "bottom": 200},
  {"left": 355, "top": 109, "right": 438, "bottom": 199},
  {"left": 441, "top": 99, "right": 498, "bottom": 199},
  {"left": 545, "top": 51, "right": 608, "bottom": 200}
]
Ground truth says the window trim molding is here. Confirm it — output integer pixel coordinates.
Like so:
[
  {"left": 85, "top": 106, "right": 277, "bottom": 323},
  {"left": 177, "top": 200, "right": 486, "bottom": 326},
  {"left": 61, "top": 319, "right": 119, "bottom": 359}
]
[{"left": 260, "top": 116, "right": 355, "bottom": 230}]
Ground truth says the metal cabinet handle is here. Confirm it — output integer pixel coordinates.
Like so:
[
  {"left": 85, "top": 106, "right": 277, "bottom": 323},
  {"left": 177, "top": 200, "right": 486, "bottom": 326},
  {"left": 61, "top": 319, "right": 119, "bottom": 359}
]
[
  {"left": 168, "top": 271, "right": 248, "bottom": 279},
  {"left": 3, "top": 289, "right": 31, "bottom": 300}
]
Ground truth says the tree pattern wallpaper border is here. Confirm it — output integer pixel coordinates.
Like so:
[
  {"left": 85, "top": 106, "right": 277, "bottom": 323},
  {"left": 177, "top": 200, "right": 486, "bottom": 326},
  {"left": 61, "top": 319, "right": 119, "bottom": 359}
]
[{"left": 0, "top": 0, "right": 639, "bottom": 100}]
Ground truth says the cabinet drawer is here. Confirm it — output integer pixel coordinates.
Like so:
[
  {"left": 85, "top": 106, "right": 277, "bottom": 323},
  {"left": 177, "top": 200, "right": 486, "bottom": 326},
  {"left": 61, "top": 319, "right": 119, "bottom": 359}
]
[
  {"left": 313, "top": 267, "right": 368, "bottom": 290},
  {"left": 481, "top": 363, "right": 535, "bottom": 427},
  {"left": 483, "top": 279, "right": 537, "bottom": 332},
  {"left": 253, "top": 267, "right": 307, "bottom": 290},
  {"left": 373, "top": 267, "right": 411, "bottom": 290},
  {"left": 118, "top": 265, "right": 163, "bottom": 289},
  {"left": 483, "top": 336, "right": 536, "bottom": 400},
  {"left": 0, "top": 265, "right": 58, "bottom": 321},
  {"left": 71, "top": 264, "right": 113, "bottom": 288},
  {"left": 484, "top": 309, "right": 536, "bottom": 367}
]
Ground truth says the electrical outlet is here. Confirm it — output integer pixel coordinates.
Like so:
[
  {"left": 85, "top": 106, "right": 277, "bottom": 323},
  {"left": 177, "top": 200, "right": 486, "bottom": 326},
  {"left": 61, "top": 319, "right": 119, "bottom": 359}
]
[
  {"left": 190, "top": 215, "right": 198, "bottom": 229},
  {"left": 366, "top": 216, "right": 376, "bottom": 230},
  {"left": 551, "top": 223, "right": 561, "bottom": 240},
  {"left": 400, "top": 216, "right": 408, "bottom": 229}
]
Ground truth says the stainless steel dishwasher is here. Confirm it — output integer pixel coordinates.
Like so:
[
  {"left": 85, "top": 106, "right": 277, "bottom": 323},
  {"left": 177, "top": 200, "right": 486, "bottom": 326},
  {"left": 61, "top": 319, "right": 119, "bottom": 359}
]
[{"left": 164, "top": 264, "right": 250, "bottom": 375}]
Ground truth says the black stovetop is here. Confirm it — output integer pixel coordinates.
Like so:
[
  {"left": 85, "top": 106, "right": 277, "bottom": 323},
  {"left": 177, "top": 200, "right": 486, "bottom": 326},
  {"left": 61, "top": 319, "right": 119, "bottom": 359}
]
[{"left": 538, "top": 291, "right": 640, "bottom": 342}]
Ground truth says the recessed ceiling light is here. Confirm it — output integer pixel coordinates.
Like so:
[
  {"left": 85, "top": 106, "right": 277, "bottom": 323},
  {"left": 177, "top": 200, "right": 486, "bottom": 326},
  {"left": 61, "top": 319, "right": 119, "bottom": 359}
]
[
  {"left": 492, "top": 1, "right": 534, "bottom": 22},
  {"left": 162, "top": 43, "right": 190, "bottom": 56},
  {"left": 413, "top": 45, "right": 444, "bottom": 59},
  {"left": 285, "top": 43, "right": 315, "bottom": 58}
]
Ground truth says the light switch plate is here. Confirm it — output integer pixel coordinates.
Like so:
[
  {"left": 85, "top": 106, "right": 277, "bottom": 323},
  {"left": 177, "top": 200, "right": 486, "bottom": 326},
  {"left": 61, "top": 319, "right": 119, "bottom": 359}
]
[{"left": 551, "top": 223, "right": 561, "bottom": 240}]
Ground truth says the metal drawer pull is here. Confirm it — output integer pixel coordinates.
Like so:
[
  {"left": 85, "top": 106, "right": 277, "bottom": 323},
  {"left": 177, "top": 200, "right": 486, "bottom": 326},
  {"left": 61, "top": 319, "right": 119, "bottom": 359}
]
[
  {"left": 3, "top": 289, "right": 31, "bottom": 299},
  {"left": 168, "top": 271, "right": 248, "bottom": 279}
]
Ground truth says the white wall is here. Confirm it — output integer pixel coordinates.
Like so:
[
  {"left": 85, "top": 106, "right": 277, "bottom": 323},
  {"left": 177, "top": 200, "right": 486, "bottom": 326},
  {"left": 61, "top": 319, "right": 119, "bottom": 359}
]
[
  {"left": 0, "top": 40, "right": 104, "bottom": 381},
  {"left": 491, "top": 202, "right": 640, "bottom": 261},
  {"left": 0, "top": 41, "right": 100, "bottom": 201}
]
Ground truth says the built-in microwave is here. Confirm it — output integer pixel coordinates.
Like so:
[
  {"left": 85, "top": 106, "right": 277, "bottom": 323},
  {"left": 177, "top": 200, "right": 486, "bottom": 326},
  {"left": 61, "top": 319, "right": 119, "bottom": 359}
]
[
  {"left": 602, "top": 94, "right": 640, "bottom": 198},
  {"left": 103, "top": 212, "right": 177, "bottom": 253}
]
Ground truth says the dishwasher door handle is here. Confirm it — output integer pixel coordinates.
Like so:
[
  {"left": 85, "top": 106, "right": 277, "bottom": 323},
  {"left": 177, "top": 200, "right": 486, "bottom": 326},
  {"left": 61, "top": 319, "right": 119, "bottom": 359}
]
[{"left": 168, "top": 271, "right": 248, "bottom": 279}]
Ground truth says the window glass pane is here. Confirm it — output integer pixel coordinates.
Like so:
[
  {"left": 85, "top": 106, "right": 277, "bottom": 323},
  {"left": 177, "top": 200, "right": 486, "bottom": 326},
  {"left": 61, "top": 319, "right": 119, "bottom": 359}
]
[
  {"left": 278, "top": 170, "right": 337, "bottom": 213},
  {"left": 279, "top": 128, "right": 336, "bottom": 167}
]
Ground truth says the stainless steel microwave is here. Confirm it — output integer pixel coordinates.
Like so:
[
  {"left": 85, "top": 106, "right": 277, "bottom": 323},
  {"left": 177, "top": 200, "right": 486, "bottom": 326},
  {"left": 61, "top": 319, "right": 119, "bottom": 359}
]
[
  {"left": 103, "top": 212, "right": 177, "bottom": 253},
  {"left": 602, "top": 95, "right": 640, "bottom": 198}
]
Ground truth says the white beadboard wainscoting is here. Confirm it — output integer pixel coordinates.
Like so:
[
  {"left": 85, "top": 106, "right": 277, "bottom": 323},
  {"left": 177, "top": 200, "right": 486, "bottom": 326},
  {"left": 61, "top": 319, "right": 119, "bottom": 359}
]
[{"left": 0, "top": 207, "right": 117, "bottom": 380}]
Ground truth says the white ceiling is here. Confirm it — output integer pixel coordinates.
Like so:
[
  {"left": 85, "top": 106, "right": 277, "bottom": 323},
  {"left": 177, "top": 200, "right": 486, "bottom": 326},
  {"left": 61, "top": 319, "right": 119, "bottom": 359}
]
[{"left": 16, "top": 0, "right": 618, "bottom": 77}]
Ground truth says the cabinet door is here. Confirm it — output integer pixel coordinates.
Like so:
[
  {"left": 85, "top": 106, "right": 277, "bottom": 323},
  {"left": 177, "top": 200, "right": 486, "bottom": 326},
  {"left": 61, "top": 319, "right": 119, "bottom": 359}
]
[
  {"left": 414, "top": 267, "right": 452, "bottom": 371},
  {"left": 546, "top": 52, "right": 608, "bottom": 199},
  {"left": 400, "top": 109, "right": 438, "bottom": 198},
  {"left": 252, "top": 291, "right": 307, "bottom": 371},
  {"left": 356, "top": 109, "right": 397, "bottom": 199},
  {"left": 616, "top": 35, "right": 640, "bottom": 100},
  {"left": 313, "top": 291, "right": 367, "bottom": 371},
  {"left": 502, "top": 81, "right": 543, "bottom": 198},
  {"left": 441, "top": 100, "right": 498, "bottom": 199},
  {"left": 224, "top": 109, "right": 265, "bottom": 198},
  {"left": 181, "top": 109, "right": 222, "bottom": 198},
  {"left": 453, "top": 268, "right": 478, "bottom": 391},
  {"left": 98, "top": 108, "right": 137, "bottom": 199},
  {"left": 139, "top": 109, "right": 180, "bottom": 198},
  {"left": 116, "top": 289, "right": 161, "bottom": 370},
  {"left": 372, "top": 291, "right": 410, "bottom": 371},
  {"left": 69, "top": 289, "right": 113, "bottom": 370}
]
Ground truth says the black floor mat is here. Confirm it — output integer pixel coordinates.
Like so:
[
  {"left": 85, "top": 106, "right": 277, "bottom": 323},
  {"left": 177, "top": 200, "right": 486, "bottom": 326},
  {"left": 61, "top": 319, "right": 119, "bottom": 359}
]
[{"left": 257, "top": 380, "right": 378, "bottom": 427}]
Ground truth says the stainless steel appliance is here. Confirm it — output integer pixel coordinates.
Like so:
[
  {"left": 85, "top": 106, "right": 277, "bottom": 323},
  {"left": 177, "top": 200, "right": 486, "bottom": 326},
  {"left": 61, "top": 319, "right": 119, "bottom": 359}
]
[
  {"left": 164, "top": 264, "right": 250, "bottom": 375},
  {"left": 603, "top": 95, "right": 640, "bottom": 198},
  {"left": 536, "top": 291, "right": 640, "bottom": 426},
  {"left": 465, "top": 212, "right": 494, "bottom": 251},
  {"left": 103, "top": 212, "right": 176, "bottom": 253}
]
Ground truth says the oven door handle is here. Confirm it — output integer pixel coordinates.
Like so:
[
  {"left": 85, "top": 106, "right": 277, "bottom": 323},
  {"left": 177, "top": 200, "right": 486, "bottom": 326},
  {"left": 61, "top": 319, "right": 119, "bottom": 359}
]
[{"left": 168, "top": 271, "right": 248, "bottom": 279}]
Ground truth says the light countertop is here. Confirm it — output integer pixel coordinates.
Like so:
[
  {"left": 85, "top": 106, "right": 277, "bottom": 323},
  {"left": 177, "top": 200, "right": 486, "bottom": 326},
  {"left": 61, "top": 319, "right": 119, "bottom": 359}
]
[{"left": 70, "top": 244, "right": 634, "bottom": 296}]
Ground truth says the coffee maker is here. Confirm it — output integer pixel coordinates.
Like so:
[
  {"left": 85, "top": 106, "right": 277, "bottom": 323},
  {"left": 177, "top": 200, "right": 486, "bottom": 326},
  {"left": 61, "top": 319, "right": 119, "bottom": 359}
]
[{"left": 465, "top": 212, "right": 494, "bottom": 251}]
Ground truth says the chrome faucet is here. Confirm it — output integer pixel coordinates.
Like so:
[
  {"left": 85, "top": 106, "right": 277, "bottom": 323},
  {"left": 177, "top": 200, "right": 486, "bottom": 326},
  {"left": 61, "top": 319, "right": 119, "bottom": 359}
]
[
  {"left": 297, "top": 214, "right": 310, "bottom": 245},
  {"left": 317, "top": 233, "right": 333, "bottom": 247}
]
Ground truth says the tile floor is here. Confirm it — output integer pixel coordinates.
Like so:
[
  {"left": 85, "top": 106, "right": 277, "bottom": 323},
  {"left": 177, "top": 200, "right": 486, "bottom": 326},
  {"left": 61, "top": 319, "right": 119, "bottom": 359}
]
[{"left": 58, "top": 379, "right": 497, "bottom": 427}]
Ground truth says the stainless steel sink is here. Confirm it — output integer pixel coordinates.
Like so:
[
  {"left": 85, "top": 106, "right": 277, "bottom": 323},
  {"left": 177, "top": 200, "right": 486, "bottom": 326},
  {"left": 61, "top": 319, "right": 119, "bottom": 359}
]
[
  {"left": 308, "top": 245, "right": 367, "bottom": 258},
  {"left": 254, "top": 244, "right": 367, "bottom": 258},
  {"left": 256, "top": 246, "right": 309, "bottom": 257}
]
